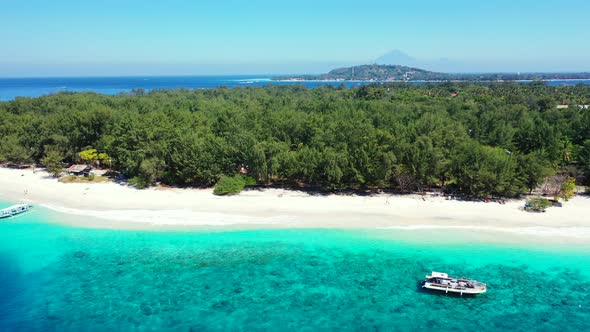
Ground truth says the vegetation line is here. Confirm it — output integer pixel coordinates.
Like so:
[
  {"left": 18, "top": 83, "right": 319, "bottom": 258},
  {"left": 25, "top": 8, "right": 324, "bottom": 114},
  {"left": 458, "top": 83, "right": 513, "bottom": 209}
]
[{"left": 0, "top": 82, "right": 589, "bottom": 198}]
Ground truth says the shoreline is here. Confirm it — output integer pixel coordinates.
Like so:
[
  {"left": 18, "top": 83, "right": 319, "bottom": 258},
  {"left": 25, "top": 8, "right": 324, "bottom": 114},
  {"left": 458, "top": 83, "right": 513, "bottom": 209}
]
[
  {"left": 271, "top": 78, "right": 590, "bottom": 83},
  {"left": 1, "top": 167, "right": 590, "bottom": 242}
]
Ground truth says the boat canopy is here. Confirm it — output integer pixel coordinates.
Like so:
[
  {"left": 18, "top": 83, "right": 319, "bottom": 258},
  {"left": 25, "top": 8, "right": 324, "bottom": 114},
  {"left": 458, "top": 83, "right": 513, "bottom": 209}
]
[{"left": 430, "top": 271, "right": 448, "bottom": 278}]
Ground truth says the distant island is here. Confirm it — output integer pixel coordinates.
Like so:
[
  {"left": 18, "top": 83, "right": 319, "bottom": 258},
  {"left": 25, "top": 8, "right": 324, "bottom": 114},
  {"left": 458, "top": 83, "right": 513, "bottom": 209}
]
[{"left": 274, "top": 64, "right": 590, "bottom": 82}]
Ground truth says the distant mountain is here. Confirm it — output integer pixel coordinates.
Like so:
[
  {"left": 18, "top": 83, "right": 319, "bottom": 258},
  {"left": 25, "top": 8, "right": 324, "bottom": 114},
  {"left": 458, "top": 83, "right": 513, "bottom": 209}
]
[
  {"left": 374, "top": 50, "right": 419, "bottom": 67},
  {"left": 274, "top": 64, "right": 590, "bottom": 82},
  {"left": 372, "top": 50, "right": 590, "bottom": 73},
  {"left": 373, "top": 50, "right": 471, "bottom": 72}
]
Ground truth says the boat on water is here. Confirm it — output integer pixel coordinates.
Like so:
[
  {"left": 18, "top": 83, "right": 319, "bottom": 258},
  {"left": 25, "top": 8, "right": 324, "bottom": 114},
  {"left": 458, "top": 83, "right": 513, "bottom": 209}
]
[
  {"left": 0, "top": 203, "right": 33, "bottom": 219},
  {"left": 421, "top": 271, "right": 486, "bottom": 295}
]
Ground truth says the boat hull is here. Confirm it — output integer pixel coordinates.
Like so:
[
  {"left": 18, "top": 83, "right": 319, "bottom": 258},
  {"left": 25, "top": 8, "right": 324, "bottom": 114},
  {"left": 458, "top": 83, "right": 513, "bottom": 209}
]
[
  {"left": 420, "top": 272, "right": 487, "bottom": 296},
  {"left": 422, "top": 282, "right": 486, "bottom": 295}
]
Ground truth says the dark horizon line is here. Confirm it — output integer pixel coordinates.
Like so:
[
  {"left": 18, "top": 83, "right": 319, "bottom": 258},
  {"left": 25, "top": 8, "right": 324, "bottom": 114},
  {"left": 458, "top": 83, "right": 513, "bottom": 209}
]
[{"left": 3, "top": 71, "right": 590, "bottom": 80}]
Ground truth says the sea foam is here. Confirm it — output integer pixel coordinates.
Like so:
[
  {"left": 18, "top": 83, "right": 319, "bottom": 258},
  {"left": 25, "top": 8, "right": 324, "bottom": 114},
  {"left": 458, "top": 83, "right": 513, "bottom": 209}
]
[
  {"left": 378, "top": 224, "right": 590, "bottom": 238},
  {"left": 40, "top": 203, "right": 297, "bottom": 226}
]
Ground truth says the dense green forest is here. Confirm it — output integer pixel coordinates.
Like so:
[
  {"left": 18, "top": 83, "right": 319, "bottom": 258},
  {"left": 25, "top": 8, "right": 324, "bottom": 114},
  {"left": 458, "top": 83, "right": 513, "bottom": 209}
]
[
  {"left": 1, "top": 82, "right": 589, "bottom": 197},
  {"left": 275, "top": 64, "right": 590, "bottom": 82}
]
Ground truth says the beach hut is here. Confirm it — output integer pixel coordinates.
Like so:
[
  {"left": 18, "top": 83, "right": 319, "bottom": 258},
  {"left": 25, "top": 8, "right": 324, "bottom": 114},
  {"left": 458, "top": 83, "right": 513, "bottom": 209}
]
[{"left": 67, "top": 164, "right": 92, "bottom": 176}]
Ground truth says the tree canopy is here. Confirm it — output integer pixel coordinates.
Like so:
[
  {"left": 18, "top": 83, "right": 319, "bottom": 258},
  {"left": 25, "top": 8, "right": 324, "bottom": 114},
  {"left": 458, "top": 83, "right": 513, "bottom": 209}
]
[{"left": 1, "top": 82, "right": 588, "bottom": 197}]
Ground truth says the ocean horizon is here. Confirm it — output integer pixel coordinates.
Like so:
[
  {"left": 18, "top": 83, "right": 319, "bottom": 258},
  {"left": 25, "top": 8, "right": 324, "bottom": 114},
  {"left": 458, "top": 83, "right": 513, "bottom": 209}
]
[
  {"left": 1, "top": 200, "right": 589, "bottom": 331},
  {"left": 1, "top": 75, "right": 589, "bottom": 101}
]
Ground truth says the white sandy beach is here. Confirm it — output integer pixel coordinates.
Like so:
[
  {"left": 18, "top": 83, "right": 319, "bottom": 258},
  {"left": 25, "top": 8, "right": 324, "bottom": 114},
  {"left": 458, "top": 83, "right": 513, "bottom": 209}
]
[{"left": 1, "top": 167, "right": 589, "bottom": 241}]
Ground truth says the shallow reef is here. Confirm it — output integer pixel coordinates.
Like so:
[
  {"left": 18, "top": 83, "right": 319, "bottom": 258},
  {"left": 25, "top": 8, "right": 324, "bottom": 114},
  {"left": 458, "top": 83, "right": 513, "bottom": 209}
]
[{"left": 5, "top": 236, "right": 588, "bottom": 331}]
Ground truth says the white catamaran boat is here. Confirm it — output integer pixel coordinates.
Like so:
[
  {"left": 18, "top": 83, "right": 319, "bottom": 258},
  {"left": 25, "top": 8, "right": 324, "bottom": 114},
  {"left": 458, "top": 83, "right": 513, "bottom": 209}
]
[
  {"left": 0, "top": 204, "right": 33, "bottom": 219},
  {"left": 421, "top": 271, "right": 487, "bottom": 295}
]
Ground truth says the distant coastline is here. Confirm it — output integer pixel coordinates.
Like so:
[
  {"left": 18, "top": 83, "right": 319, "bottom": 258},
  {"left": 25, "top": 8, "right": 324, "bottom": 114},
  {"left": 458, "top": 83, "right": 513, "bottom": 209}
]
[
  {"left": 1, "top": 75, "right": 590, "bottom": 101},
  {"left": 273, "top": 78, "right": 590, "bottom": 83},
  {"left": 273, "top": 64, "right": 590, "bottom": 82}
]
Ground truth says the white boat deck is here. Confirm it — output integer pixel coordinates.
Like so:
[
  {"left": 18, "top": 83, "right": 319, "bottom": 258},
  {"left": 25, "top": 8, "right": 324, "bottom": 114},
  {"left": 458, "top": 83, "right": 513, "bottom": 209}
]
[
  {"left": 0, "top": 204, "right": 33, "bottom": 219},
  {"left": 422, "top": 271, "right": 486, "bottom": 295}
]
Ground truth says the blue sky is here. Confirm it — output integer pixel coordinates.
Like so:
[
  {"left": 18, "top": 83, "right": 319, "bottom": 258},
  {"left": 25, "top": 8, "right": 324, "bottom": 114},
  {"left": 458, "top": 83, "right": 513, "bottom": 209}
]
[{"left": 1, "top": 0, "right": 589, "bottom": 76}]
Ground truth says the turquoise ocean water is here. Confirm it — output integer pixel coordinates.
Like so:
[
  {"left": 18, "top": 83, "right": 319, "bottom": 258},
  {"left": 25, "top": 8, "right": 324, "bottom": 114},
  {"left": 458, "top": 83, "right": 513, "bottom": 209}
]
[{"left": 1, "top": 200, "right": 589, "bottom": 331}]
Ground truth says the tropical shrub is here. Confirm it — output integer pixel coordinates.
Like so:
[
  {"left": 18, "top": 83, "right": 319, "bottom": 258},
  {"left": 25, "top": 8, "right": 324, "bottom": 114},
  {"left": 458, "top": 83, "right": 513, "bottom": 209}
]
[
  {"left": 129, "top": 176, "right": 150, "bottom": 189},
  {"left": 525, "top": 197, "right": 551, "bottom": 212},
  {"left": 559, "top": 177, "right": 576, "bottom": 201},
  {"left": 213, "top": 175, "right": 246, "bottom": 196},
  {"left": 41, "top": 150, "right": 65, "bottom": 177}
]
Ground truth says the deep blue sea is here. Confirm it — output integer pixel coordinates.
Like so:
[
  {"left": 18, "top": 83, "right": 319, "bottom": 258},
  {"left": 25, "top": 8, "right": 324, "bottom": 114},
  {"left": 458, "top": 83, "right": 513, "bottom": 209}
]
[
  {"left": 0, "top": 76, "right": 368, "bottom": 101},
  {"left": 0, "top": 76, "right": 589, "bottom": 101},
  {"left": 1, "top": 200, "right": 589, "bottom": 331}
]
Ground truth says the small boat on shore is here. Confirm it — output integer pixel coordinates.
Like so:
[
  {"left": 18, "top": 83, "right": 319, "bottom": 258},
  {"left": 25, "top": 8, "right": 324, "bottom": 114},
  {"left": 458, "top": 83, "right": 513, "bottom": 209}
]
[
  {"left": 421, "top": 271, "right": 486, "bottom": 295},
  {"left": 0, "top": 204, "right": 33, "bottom": 219}
]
